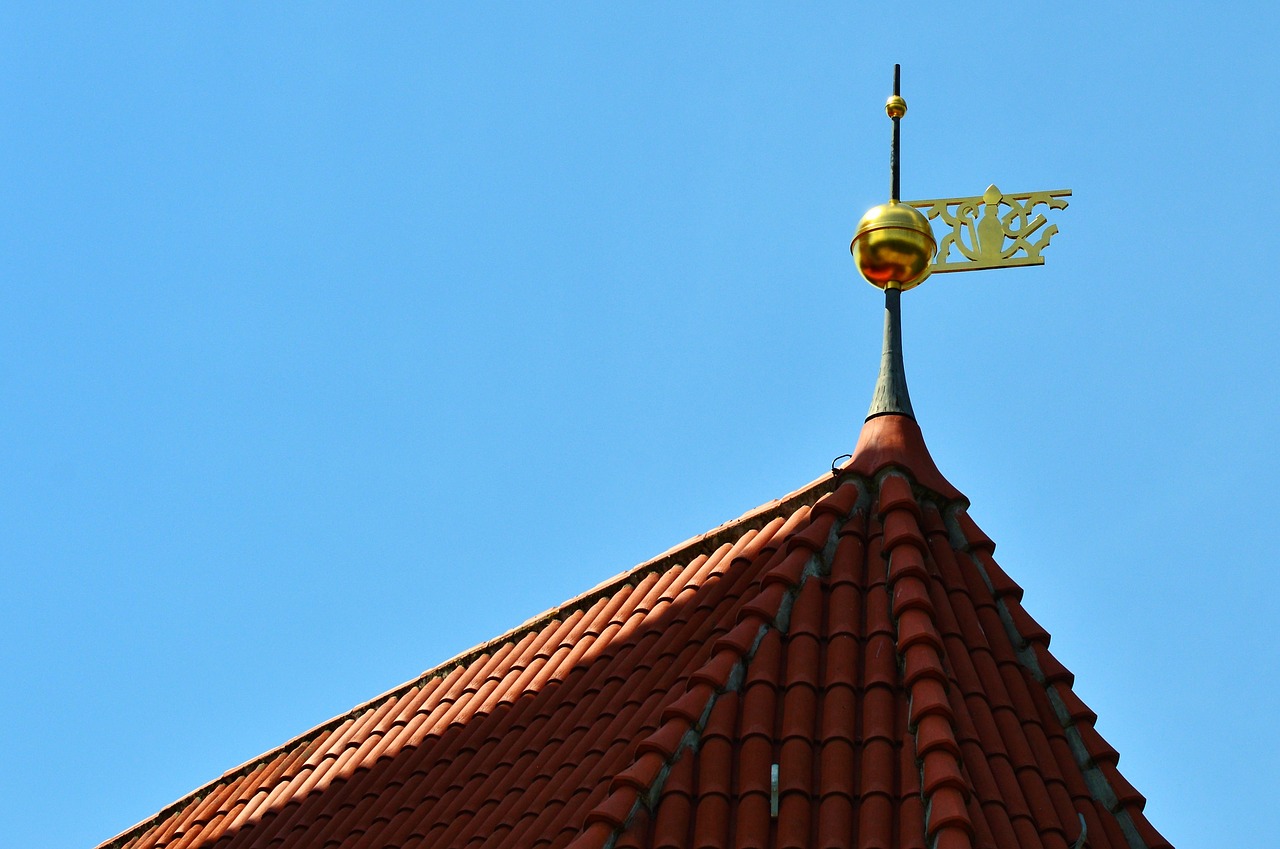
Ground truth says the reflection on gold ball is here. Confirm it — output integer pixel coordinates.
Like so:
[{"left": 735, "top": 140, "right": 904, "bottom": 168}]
[{"left": 850, "top": 202, "right": 936, "bottom": 290}]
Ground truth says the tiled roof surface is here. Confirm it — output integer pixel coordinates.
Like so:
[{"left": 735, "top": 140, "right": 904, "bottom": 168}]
[{"left": 99, "top": 414, "right": 1171, "bottom": 849}]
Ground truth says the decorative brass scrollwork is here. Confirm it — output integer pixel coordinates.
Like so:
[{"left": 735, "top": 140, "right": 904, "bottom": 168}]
[{"left": 906, "top": 185, "right": 1071, "bottom": 273}]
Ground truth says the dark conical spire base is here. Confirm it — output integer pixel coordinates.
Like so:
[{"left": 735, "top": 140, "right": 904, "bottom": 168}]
[{"left": 867, "top": 286, "right": 915, "bottom": 421}]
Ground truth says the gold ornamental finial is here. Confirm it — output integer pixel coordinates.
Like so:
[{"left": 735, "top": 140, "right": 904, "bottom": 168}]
[
  {"left": 906, "top": 185, "right": 1071, "bottom": 273},
  {"left": 850, "top": 65, "right": 936, "bottom": 291},
  {"left": 851, "top": 202, "right": 935, "bottom": 292},
  {"left": 850, "top": 68, "right": 1071, "bottom": 288},
  {"left": 850, "top": 65, "right": 1072, "bottom": 423}
]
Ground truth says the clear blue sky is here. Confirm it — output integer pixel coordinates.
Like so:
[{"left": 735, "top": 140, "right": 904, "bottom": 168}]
[{"left": 2, "top": 6, "right": 1275, "bottom": 848}]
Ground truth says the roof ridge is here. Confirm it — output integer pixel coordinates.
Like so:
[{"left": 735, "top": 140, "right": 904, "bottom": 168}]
[
  {"left": 875, "top": 471, "right": 978, "bottom": 847},
  {"left": 950, "top": 510, "right": 1170, "bottom": 849},
  {"left": 98, "top": 468, "right": 844, "bottom": 849},
  {"left": 570, "top": 480, "right": 868, "bottom": 849}
]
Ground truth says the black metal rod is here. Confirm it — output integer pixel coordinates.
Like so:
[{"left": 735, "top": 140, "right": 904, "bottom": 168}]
[
  {"left": 890, "top": 63, "right": 901, "bottom": 202},
  {"left": 867, "top": 286, "right": 915, "bottom": 421},
  {"left": 866, "top": 63, "right": 915, "bottom": 422}
]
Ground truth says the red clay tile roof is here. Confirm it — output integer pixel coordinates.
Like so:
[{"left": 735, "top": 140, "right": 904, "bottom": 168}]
[{"left": 97, "top": 413, "right": 1172, "bottom": 849}]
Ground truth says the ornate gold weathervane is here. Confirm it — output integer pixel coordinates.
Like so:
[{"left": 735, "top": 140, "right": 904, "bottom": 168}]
[{"left": 850, "top": 65, "right": 1070, "bottom": 419}]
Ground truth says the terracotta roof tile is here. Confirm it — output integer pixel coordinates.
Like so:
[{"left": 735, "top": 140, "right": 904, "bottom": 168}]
[{"left": 99, "top": 414, "right": 1172, "bottom": 849}]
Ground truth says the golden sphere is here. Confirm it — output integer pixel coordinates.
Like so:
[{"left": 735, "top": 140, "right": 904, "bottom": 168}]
[
  {"left": 850, "top": 201, "right": 936, "bottom": 290},
  {"left": 884, "top": 95, "right": 907, "bottom": 119}
]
